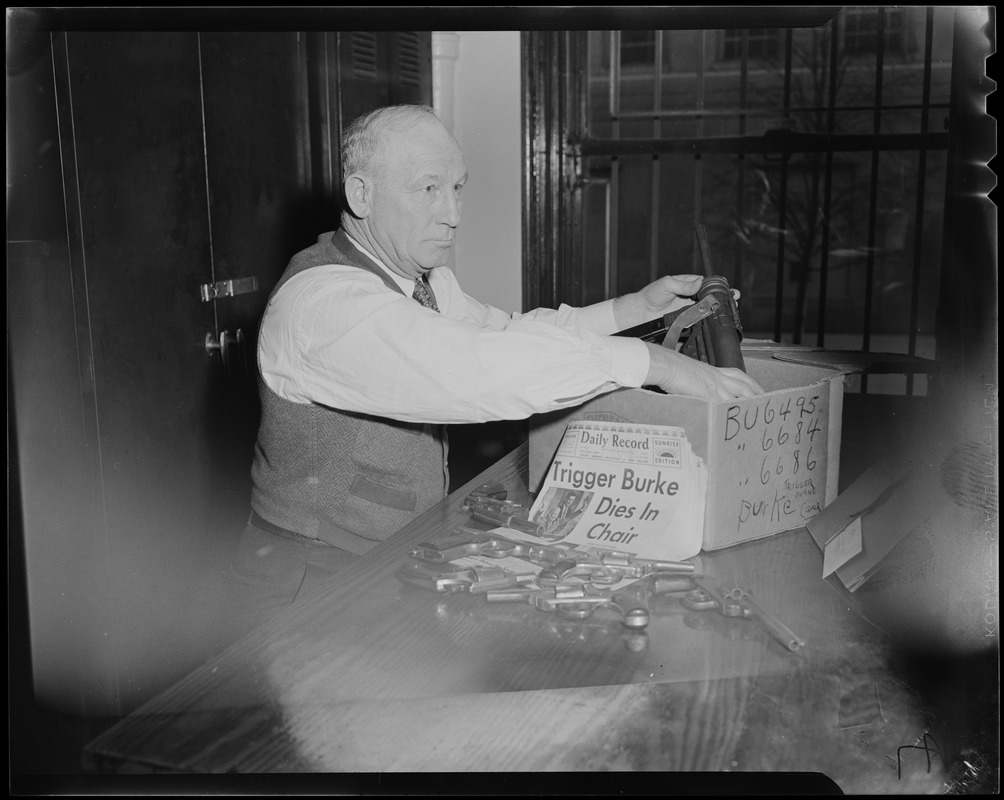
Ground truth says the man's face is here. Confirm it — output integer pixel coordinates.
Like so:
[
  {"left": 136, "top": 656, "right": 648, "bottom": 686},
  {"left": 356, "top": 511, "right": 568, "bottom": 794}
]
[{"left": 364, "top": 117, "right": 467, "bottom": 279}]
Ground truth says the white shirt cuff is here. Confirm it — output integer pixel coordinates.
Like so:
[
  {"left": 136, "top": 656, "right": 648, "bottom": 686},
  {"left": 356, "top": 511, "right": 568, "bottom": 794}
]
[{"left": 607, "top": 335, "right": 650, "bottom": 388}]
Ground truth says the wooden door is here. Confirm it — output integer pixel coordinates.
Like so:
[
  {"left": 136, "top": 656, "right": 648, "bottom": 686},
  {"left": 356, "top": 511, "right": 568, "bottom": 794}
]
[
  {"left": 45, "top": 30, "right": 226, "bottom": 714},
  {"left": 10, "top": 30, "right": 314, "bottom": 716},
  {"left": 197, "top": 31, "right": 320, "bottom": 544}
]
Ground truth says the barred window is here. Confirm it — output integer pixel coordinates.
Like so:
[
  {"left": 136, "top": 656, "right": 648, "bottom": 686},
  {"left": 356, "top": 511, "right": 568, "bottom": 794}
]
[
  {"left": 722, "top": 29, "right": 780, "bottom": 62},
  {"left": 532, "top": 7, "right": 957, "bottom": 396},
  {"left": 619, "top": 30, "right": 657, "bottom": 69},
  {"left": 844, "top": 6, "right": 911, "bottom": 56}
]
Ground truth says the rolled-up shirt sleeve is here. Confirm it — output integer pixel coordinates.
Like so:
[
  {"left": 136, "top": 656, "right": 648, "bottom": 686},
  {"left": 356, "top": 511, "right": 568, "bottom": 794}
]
[{"left": 259, "top": 265, "right": 649, "bottom": 424}]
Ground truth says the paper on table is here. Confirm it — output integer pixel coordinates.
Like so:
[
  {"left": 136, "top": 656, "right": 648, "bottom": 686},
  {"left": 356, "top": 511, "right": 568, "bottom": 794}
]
[{"left": 822, "top": 516, "right": 863, "bottom": 577}]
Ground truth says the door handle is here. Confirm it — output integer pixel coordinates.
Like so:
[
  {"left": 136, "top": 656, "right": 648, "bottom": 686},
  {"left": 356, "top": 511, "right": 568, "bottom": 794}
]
[
  {"left": 205, "top": 330, "right": 231, "bottom": 373},
  {"left": 233, "top": 328, "right": 248, "bottom": 373},
  {"left": 206, "top": 329, "right": 250, "bottom": 376}
]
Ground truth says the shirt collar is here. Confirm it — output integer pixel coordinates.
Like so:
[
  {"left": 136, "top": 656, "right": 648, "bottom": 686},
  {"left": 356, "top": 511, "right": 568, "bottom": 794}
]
[{"left": 342, "top": 231, "right": 418, "bottom": 296}]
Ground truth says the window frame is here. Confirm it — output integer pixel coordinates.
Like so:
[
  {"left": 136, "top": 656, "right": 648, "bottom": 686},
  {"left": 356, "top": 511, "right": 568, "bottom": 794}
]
[{"left": 522, "top": 8, "right": 989, "bottom": 397}]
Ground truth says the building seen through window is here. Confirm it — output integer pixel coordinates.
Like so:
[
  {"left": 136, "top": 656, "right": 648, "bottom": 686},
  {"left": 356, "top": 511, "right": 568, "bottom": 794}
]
[{"left": 576, "top": 6, "right": 954, "bottom": 394}]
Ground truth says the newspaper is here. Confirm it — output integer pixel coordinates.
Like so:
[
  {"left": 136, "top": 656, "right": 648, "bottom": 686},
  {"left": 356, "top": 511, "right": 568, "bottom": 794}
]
[{"left": 528, "top": 420, "right": 707, "bottom": 561}]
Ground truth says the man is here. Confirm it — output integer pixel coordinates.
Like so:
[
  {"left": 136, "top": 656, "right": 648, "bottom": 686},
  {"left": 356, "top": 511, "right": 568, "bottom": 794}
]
[{"left": 226, "top": 104, "right": 761, "bottom": 632}]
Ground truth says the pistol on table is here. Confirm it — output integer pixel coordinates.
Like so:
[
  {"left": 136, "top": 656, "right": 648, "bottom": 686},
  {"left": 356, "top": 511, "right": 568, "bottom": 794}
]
[{"left": 681, "top": 575, "right": 805, "bottom": 653}]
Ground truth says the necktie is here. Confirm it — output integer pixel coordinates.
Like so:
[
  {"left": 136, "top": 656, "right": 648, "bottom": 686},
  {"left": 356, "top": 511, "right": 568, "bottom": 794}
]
[{"left": 412, "top": 278, "right": 440, "bottom": 313}]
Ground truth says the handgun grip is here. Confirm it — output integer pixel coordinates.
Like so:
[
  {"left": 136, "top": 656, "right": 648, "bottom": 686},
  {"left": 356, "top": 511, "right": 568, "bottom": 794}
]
[{"left": 616, "top": 275, "right": 747, "bottom": 374}]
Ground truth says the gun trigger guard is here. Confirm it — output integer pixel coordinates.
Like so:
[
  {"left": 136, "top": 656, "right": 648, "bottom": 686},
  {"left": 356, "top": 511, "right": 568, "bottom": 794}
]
[
  {"left": 661, "top": 296, "right": 721, "bottom": 351},
  {"left": 680, "top": 587, "right": 719, "bottom": 612}
]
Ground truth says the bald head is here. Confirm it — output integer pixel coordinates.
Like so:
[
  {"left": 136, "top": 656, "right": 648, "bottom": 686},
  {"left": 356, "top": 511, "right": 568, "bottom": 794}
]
[{"left": 340, "top": 105, "right": 468, "bottom": 279}]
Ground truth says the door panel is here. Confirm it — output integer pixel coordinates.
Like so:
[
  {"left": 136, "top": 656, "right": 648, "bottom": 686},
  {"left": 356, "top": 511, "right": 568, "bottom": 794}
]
[
  {"left": 9, "top": 32, "right": 124, "bottom": 714},
  {"left": 58, "top": 31, "right": 221, "bottom": 709},
  {"left": 199, "top": 32, "right": 318, "bottom": 518}
]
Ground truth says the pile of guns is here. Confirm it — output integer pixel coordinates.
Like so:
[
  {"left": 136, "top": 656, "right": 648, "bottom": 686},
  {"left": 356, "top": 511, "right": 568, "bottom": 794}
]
[{"left": 397, "top": 489, "right": 804, "bottom": 653}]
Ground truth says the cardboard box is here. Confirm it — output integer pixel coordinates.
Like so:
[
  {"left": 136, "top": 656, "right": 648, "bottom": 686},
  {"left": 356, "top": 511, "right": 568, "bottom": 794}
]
[{"left": 528, "top": 352, "right": 848, "bottom": 551}]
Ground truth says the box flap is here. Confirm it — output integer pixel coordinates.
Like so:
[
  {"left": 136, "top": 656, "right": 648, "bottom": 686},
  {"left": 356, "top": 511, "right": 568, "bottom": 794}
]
[
  {"left": 806, "top": 451, "right": 919, "bottom": 550},
  {"left": 770, "top": 350, "right": 939, "bottom": 375}
]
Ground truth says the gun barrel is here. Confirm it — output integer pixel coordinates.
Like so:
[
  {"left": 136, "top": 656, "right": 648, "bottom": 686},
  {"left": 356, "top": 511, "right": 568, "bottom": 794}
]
[{"left": 695, "top": 224, "right": 716, "bottom": 278}]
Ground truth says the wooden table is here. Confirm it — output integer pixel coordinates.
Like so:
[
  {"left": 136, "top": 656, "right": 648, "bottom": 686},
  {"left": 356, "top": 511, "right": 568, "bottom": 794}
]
[{"left": 81, "top": 394, "right": 979, "bottom": 792}]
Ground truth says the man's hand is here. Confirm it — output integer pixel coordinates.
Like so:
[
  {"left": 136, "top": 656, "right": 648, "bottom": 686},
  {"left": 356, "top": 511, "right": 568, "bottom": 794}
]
[
  {"left": 612, "top": 274, "right": 742, "bottom": 332},
  {"left": 645, "top": 343, "right": 763, "bottom": 401},
  {"left": 612, "top": 274, "right": 703, "bottom": 330}
]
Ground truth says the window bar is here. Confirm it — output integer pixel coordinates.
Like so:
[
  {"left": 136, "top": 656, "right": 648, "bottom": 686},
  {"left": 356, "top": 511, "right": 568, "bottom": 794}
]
[
  {"left": 547, "top": 40, "right": 562, "bottom": 307},
  {"left": 907, "top": 6, "right": 935, "bottom": 395},
  {"left": 578, "top": 33, "right": 601, "bottom": 309},
  {"left": 608, "top": 32, "right": 621, "bottom": 298},
  {"left": 815, "top": 18, "right": 840, "bottom": 349},
  {"left": 549, "top": 37, "right": 565, "bottom": 309},
  {"left": 860, "top": 7, "right": 887, "bottom": 394},
  {"left": 568, "top": 32, "right": 587, "bottom": 306},
  {"left": 603, "top": 162, "right": 614, "bottom": 303},
  {"left": 578, "top": 131, "right": 948, "bottom": 157},
  {"left": 650, "top": 31, "right": 664, "bottom": 283},
  {"left": 734, "top": 31, "right": 749, "bottom": 295},
  {"left": 774, "top": 28, "right": 794, "bottom": 343},
  {"left": 615, "top": 102, "right": 949, "bottom": 121},
  {"left": 693, "top": 29, "right": 706, "bottom": 273}
]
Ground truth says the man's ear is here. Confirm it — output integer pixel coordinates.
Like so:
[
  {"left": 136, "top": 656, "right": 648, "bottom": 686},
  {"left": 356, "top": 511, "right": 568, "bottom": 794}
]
[{"left": 343, "top": 174, "right": 371, "bottom": 219}]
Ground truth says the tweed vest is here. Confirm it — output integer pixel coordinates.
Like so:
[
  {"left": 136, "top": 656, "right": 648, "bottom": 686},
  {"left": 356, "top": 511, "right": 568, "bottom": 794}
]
[{"left": 250, "top": 229, "right": 449, "bottom": 553}]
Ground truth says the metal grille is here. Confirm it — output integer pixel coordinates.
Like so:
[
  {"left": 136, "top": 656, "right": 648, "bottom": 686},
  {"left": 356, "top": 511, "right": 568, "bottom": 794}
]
[{"left": 579, "top": 7, "right": 953, "bottom": 395}]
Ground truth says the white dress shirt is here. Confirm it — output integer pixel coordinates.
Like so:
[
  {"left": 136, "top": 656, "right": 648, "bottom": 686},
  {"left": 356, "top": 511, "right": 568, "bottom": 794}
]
[{"left": 258, "top": 237, "right": 651, "bottom": 425}]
